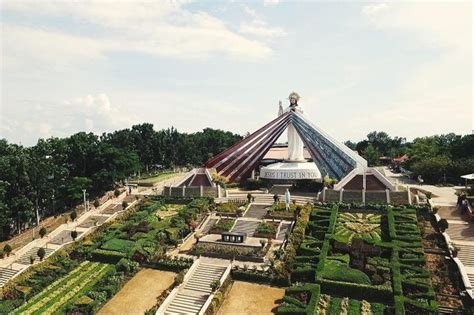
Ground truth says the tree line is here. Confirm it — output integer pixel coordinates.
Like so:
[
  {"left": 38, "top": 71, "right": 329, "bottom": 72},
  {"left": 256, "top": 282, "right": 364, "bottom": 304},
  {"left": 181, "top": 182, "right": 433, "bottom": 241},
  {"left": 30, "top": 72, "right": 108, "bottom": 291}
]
[
  {"left": 346, "top": 131, "right": 474, "bottom": 184},
  {"left": 0, "top": 123, "right": 241, "bottom": 240}
]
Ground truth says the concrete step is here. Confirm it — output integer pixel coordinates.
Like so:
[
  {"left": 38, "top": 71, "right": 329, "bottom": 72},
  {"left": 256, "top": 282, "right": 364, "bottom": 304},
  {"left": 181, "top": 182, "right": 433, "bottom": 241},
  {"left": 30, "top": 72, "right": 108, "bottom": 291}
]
[
  {"left": 277, "top": 222, "right": 292, "bottom": 241},
  {"left": 15, "top": 247, "right": 55, "bottom": 265},
  {"left": 164, "top": 260, "right": 229, "bottom": 314},
  {"left": 0, "top": 267, "right": 19, "bottom": 287}
]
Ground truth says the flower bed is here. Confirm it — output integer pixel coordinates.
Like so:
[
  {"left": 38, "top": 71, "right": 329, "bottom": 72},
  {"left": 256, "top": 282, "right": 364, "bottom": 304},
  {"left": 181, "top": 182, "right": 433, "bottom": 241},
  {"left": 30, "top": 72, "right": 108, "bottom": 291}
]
[
  {"left": 13, "top": 261, "right": 113, "bottom": 314},
  {"left": 208, "top": 218, "right": 235, "bottom": 234},
  {"left": 253, "top": 221, "right": 279, "bottom": 238},
  {"left": 189, "top": 242, "right": 265, "bottom": 261},
  {"left": 334, "top": 212, "right": 381, "bottom": 244}
]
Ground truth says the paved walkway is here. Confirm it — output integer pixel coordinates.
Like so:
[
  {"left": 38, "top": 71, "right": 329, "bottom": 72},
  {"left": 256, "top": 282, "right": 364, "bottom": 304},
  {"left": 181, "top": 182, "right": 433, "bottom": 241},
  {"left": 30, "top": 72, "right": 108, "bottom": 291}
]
[{"left": 244, "top": 204, "right": 268, "bottom": 219}]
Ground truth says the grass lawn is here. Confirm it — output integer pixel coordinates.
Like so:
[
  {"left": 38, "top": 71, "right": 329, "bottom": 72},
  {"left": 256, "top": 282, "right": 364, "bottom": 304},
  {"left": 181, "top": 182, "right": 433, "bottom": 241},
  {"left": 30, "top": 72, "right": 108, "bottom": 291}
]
[
  {"left": 101, "top": 238, "right": 135, "bottom": 254},
  {"left": 320, "top": 259, "right": 371, "bottom": 285},
  {"left": 218, "top": 281, "right": 284, "bottom": 315},
  {"left": 98, "top": 269, "right": 176, "bottom": 315}
]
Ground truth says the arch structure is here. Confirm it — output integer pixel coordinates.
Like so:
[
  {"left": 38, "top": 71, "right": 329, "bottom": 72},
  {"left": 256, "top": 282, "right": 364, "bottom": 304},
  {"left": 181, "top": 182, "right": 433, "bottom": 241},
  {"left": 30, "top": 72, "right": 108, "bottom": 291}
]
[{"left": 205, "top": 110, "right": 367, "bottom": 183}]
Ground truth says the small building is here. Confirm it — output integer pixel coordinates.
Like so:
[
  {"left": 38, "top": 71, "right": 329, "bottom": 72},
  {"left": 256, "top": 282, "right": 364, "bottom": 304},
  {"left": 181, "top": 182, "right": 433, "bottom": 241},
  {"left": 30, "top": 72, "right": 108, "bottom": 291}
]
[{"left": 221, "top": 232, "right": 246, "bottom": 243}]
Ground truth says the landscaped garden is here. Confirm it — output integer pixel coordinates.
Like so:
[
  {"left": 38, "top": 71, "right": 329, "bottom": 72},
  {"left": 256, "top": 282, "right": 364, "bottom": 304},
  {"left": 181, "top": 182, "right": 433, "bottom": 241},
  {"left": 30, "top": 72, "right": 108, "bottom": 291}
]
[
  {"left": 0, "top": 196, "right": 212, "bottom": 314},
  {"left": 276, "top": 204, "right": 440, "bottom": 314}
]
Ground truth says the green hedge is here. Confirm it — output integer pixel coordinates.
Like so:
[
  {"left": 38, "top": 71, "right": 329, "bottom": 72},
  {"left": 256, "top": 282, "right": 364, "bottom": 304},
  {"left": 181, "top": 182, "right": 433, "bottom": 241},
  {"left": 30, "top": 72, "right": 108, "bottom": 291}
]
[
  {"left": 91, "top": 249, "right": 127, "bottom": 264},
  {"left": 277, "top": 284, "right": 320, "bottom": 315},
  {"left": 231, "top": 269, "right": 273, "bottom": 285},
  {"left": 318, "top": 279, "right": 392, "bottom": 303}
]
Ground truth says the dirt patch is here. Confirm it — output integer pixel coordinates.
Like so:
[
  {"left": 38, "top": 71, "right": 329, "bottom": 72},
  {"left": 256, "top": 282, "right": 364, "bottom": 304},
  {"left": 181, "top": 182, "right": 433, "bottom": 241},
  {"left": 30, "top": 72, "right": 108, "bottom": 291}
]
[
  {"left": 98, "top": 269, "right": 175, "bottom": 315},
  {"left": 218, "top": 281, "right": 284, "bottom": 315}
]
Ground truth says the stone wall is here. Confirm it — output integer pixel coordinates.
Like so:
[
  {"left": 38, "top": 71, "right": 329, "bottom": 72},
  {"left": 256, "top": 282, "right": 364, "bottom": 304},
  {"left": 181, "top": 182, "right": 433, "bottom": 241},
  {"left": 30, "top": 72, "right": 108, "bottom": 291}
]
[
  {"left": 162, "top": 186, "right": 218, "bottom": 198},
  {"left": 320, "top": 189, "right": 411, "bottom": 205}
]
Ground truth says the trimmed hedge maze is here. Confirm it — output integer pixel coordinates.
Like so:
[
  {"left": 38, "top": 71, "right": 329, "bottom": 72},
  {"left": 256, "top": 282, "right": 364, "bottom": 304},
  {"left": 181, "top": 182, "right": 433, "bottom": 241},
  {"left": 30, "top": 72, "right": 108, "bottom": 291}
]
[{"left": 278, "top": 205, "right": 437, "bottom": 314}]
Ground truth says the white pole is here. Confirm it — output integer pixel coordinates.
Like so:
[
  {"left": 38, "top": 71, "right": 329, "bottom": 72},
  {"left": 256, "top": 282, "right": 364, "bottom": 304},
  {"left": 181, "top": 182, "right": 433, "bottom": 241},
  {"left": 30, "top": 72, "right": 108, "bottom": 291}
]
[{"left": 82, "top": 189, "right": 87, "bottom": 212}]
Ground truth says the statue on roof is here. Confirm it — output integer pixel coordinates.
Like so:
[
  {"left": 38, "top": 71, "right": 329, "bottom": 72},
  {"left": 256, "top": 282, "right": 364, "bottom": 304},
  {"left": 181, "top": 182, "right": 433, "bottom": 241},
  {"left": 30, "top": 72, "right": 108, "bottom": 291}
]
[{"left": 285, "top": 91, "right": 305, "bottom": 161}]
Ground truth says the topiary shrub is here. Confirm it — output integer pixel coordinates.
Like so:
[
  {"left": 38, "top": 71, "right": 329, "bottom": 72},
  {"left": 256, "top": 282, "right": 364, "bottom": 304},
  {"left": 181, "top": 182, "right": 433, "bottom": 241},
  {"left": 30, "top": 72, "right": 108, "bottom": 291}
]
[
  {"left": 37, "top": 247, "right": 46, "bottom": 261},
  {"left": 93, "top": 199, "right": 100, "bottom": 208},
  {"left": 438, "top": 219, "right": 449, "bottom": 232},
  {"left": 39, "top": 227, "right": 47, "bottom": 238},
  {"left": 70, "top": 210, "right": 77, "bottom": 221},
  {"left": 114, "top": 189, "right": 121, "bottom": 197},
  {"left": 71, "top": 230, "right": 78, "bottom": 241},
  {"left": 4, "top": 244, "right": 12, "bottom": 257}
]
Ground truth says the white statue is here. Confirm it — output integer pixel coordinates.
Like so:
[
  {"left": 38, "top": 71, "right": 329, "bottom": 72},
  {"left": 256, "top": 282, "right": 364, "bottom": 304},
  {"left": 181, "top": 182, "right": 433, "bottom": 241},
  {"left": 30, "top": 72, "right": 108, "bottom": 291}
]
[
  {"left": 278, "top": 100, "right": 284, "bottom": 116},
  {"left": 284, "top": 188, "right": 291, "bottom": 211},
  {"left": 284, "top": 92, "right": 305, "bottom": 161}
]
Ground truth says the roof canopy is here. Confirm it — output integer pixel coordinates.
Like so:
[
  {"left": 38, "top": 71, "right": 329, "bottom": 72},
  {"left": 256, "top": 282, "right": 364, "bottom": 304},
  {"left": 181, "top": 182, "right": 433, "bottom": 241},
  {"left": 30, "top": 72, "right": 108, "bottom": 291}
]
[{"left": 205, "top": 110, "right": 367, "bottom": 182}]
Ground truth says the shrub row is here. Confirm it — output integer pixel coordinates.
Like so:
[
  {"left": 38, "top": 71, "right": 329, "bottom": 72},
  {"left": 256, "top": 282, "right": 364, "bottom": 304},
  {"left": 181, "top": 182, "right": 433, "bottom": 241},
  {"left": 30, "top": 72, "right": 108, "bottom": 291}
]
[{"left": 91, "top": 249, "right": 127, "bottom": 264}]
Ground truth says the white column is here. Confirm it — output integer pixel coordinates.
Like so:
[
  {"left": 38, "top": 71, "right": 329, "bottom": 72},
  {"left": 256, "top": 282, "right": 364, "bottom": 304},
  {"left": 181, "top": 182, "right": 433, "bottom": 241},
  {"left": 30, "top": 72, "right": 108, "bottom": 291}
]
[
  {"left": 322, "top": 187, "right": 327, "bottom": 202},
  {"left": 217, "top": 185, "right": 222, "bottom": 198},
  {"left": 339, "top": 188, "right": 344, "bottom": 203},
  {"left": 386, "top": 189, "right": 390, "bottom": 204},
  {"left": 200, "top": 185, "right": 203, "bottom": 197},
  {"left": 362, "top": 189, "right": 366, "bottom": 205},
  {"left": 182, "top": 186, "right": 186, "bottom": 197},
  {"left": 407, "top": 185, "right": 412, "bottom": 205},
  {"left": 169, "top": 186, "right": 172, "bottom": 196},
  {"left": 251, "top": 170, "right": 255, "bottom": 179},
  {"left": 363, "top": 171, "right": 367, "bottom": 190}
]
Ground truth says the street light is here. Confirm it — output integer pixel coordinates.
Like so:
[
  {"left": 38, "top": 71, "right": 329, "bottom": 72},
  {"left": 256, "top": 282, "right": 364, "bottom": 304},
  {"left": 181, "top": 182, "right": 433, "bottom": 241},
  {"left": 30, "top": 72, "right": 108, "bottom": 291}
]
[{"left": 82, "top": 189, "right": 87, "bottom": 212}]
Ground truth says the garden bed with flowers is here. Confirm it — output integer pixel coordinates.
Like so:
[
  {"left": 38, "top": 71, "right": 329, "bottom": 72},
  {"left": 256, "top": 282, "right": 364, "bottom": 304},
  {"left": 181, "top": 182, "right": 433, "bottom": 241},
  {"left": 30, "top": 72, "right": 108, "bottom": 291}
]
[{"left": 12, "top": 261, "right": 113, "bottom": 315}]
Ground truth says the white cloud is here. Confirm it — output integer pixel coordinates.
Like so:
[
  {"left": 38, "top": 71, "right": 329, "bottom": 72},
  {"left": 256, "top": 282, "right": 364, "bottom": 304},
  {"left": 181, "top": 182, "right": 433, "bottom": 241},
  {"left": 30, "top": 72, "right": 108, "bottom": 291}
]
[
  {"left": 0, "top": 93, "right": 141, "bottom": 145},
  {"left": 263, "top": 0, "right": 280, "bottom": 6},
  {"left": 240, "top": 23, "right": 286, "bottom": 38},
  {"left": 2, "top": 0, "right": 274, "bottom": 65},
  {"left": 360, "top": 2, "right": 472, "bottom": 137},
  {"left": 240, "top": 4, "right": 286, "bottom": 38},
  {"left": 361, "top": 3, "right": 389, "bottom": 17}
]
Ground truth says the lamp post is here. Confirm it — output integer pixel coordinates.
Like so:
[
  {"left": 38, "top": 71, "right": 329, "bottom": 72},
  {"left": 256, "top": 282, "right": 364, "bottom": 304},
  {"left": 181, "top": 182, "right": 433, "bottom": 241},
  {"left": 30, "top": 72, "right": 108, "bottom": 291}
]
[{"left": 82, "top": 189, "right": 87, "bottom": 212}]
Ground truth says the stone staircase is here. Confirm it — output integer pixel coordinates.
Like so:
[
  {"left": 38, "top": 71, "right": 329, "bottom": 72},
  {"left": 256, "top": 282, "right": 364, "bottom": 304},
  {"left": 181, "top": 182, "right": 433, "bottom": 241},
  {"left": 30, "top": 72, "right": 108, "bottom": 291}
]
[
  {"left": 15, "top": 247, "right": 55, "bottom": 265},
  {"left": 277, "top": 222, "right": 292, "bottom": 241},
  {"left": 454, "top": 243, "right": 474, "bottom": 267},
  {"left": 231, "top": 220, "right": 259, "bottom": 236},
  {"left": 244, "top": 204, "right": 268, "bottom": 219},
  {"left": 162, "top": 259, "right": 229, "bottom": 315},
  {"left": 228, "top": 193, "right": 315, "bottom": 206},
  {"left": 201, "top": 218, "right": 218, "bottom": 234},
  {"left": 0, "top": 267, "right": 20, "bottom": 287}
]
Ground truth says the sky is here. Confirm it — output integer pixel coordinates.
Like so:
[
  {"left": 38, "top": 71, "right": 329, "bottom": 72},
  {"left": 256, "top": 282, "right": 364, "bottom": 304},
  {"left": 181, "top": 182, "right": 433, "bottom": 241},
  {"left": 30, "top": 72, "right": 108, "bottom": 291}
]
[{"left": 0, "top": 0, "right": 472, "bottom": 146}]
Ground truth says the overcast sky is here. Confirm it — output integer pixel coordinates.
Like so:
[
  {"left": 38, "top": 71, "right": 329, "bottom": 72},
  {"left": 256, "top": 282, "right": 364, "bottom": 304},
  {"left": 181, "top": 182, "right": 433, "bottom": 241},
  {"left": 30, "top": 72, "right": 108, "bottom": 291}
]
[{"left": 0, "top": 0, "right": 472, "bottom": 146}]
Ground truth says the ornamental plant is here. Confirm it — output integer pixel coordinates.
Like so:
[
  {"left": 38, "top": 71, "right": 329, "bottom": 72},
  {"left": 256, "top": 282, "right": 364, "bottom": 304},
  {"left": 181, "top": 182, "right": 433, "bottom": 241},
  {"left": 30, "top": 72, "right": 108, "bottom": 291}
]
[
  {"left": 3, "top": 244, "right": 12, "bottom": 257},
  {"left": 70, "top": 210, "right": 77, "bottom": 222},
  {"left": 210, "top": 279, "right": 220, "bottom": 292},
  {"left": 93, "top": 199, "right": 100, "bottom": 208},
  {"left": 39, "top": 227, "right": 47, "bottom": 238},
  {"left": 71, "top": 230, "right": 78, "bottom": 241},
  {"left": 37, "top": 247, "right": 46, "bottom": 261}
]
